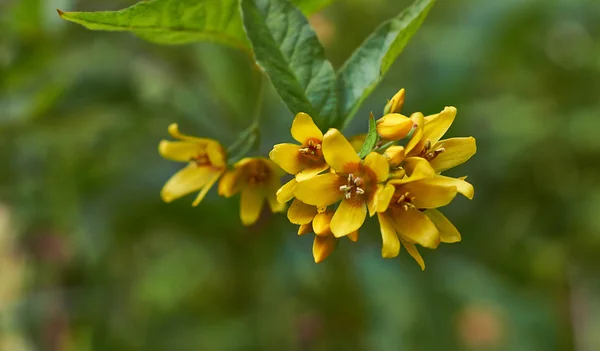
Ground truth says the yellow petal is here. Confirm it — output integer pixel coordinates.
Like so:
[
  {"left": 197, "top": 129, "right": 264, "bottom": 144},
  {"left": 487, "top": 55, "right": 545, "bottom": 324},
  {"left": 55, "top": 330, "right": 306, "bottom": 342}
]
[
  {"left": 364, "top": 152, "right": 389, "bottom": 183},
  {"left": 330, "top": 197, "right": 367, "bottom": 238},
  {"left": 312, "top": 211, "right": 334, "bottom": 236},
  {"left": 400, "top": 240, "right": 425, "bottom": 270},
  {"left": 267, "top": 184, "right": 286, "bottom": 213},
  {"left": 401, "top": 181, "right": 458, "bottom": 209},
  {"left": 387, "top": 157, "right": 435, "bottom": 185},
  {"left": 425, "top": 209, "right": 461, "bottom": 243},
  {"left": 218, "top": 169, "right": 242, "bottom": 197},
  {"left": 291, "top": 112, "right": 323, "bottom": 143},
  {"left": 287, "top": 199, "right": 318, "bottom": 225},
  {"left": 429, "top": 137, "right": 476, "bottom": 173},
  {"left": 404, "top": 112, "right": 424, "bottom": 155},
  {"left": 421, "top": 106, "right": 457, "bottom": 148},
  {"left": 349, "top": 134, "right": 366, "bottom": 153},
  {"left": 347, "top": 230, "right": 359, "bottom": 242},
  {"left": 390, "top": 207, "right": 439, "bottom": 249},
  {"left": 427, "top": 175, "right": 474, "bottom": 199},
  {"left": 367, "top": 185, "right": 380, "bottom": 217},
  {"left": 313, "top": 235, "right": 337, "bottom": 263},
  {"left": 191, "top": 171, "right": 222, "bottom": 206},
  {"left": 376, "top": 113, "right": 413, "bottom": 141},
  {"left": 296, "top": 163, "right": 329, "bottom": 181},
  {"left": 375, "top": 184, "right": 395, "bottom": 213},
  {"left": 276, "top": 178, "right": 297, "bottom": 203},
  {"left": 240, "top": 186, "right": 265, "bottom": 226},
  {"left": 167, "top": 123, "right": 216, "bottom": 144},
  {"left": 161, "top": 165, "right": 214, "bottom": 203},
  {"left": 205, "top": 142, "right": 227, "bottom": 167},
  {"left": 159, "top": 140, "right": 202, "bottom": 162},
  {"left": 269, "top": 143, "right": 304, "bottom": 175},
  {"left": 298, "top": 223, "right": 313, "bottom": 235},
  {"left": 322, "top": 129, "right": 360, "bottom": 173},
  {"left": 265, "top": 157, "right": 286, "bottom": 178},
  {"left": 384, "top": 146, "right": 405, "bottom": 167},
  {"left": 377, "top": 213, "right": 400, "bottom": 258},
  {"left": 293, "top": 173, "right": 344, "bottom": 207}
]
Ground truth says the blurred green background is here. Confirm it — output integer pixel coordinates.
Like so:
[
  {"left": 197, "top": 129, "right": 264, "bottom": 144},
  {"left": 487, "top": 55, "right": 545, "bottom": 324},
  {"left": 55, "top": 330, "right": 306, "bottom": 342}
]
[{"left": 2, "top": 0, "right": 600, "bottom": 350}]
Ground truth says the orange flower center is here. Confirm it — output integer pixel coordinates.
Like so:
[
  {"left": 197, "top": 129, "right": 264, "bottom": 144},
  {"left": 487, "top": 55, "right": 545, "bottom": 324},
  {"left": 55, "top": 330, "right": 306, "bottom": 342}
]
[
  {"left": 246, "top": 161, "right": 271, "bottom": 185},
  {"left": 191, "top": 154, "right": 211, "bottom": 167},
  {"left": 298, "top": 139, "right": 322, "bottom": 162},
  {"left": 419, "top": 140, "right": 445, "bottom": 161},
  {"left": 338, "top": 164, "right": 377, "bottom": 200}
]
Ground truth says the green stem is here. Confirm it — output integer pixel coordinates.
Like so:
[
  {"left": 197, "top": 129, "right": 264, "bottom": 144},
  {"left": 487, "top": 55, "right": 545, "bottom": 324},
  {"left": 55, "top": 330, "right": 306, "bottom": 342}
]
[
  {"left": 226, "top": 73, "right": 265, "bottom": 164},
  {"left": 375, "top": 140, "right": 396, "bottom": 153}
]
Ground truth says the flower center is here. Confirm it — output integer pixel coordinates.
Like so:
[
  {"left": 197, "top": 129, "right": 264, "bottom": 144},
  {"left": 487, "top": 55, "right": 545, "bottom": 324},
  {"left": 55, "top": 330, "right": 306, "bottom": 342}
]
[
  {"left": 339, "top": 173, "right": 366, "bottom": 199},
  {"left": 191, "top": 154, "right": 211, "bottom": 167},
  {"left": 298, "top": 139, "right": 322, "bottom": 161},
  {"left": 247, "top": 162, "right": 270, "bottom": 185},
  {"left": 395, "top": 191, "right": 416, "bottom": 211},
  {"left": 420, "top": 140, "right": 445, "bottom": 161}
]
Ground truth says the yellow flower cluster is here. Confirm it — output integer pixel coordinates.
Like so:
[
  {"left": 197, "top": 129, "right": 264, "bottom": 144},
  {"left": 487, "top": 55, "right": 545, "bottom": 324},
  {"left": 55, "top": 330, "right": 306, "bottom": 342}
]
[
  {"left": 158, "top": 124, "right": 284, "bottom": 226},
  {"left": 270, "top": 89, "right": 476, "bottom": 268},
  {"left": 158, "top": 89, "right": 476, "bottom": 269}
]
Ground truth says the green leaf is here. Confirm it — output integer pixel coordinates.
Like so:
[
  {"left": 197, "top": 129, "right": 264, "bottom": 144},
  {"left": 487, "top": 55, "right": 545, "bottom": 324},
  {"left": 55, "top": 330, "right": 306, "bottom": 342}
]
[
  {"left": 58, "top": 0, "right": 249, "bottom": 48},
  {"left": 241, "top": 0, "right": 338, "bottom": 130},
  {"left": 336, "top": 0, "right": 436, "bottom": 129},
  {"left": 358, "top": 112, "right": 379, "bottom": 158},
  {"left": 58, "top": 0, "right": 337, "bottom": 50}
]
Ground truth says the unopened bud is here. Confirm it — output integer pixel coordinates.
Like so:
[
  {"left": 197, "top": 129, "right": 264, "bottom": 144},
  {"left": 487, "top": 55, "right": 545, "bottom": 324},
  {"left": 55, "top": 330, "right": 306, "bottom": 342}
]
[
  {"left": 384, "top": 146, "right": 406, "bottom": 167},
  {"left": 389, "top": 168, "right": 406, "bottom": 179},
  {"left": 383, "top": 88, "right": 405, "bottom": 115},
  {"left": 376, "top": 113, "right": 413, "bottom": 141}
]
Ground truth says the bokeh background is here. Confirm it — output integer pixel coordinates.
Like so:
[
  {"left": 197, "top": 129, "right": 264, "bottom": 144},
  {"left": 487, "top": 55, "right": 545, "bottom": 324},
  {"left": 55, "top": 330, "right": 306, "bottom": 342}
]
[{"left": 2, "top": 0, "right": 600, "bottom": 350}]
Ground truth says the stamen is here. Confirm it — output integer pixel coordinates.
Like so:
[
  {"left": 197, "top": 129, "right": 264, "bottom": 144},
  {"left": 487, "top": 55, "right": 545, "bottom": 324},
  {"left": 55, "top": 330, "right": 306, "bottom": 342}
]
[
  {"left": 424, "top": 140, "right": 432, "bottom": 150},
  {"left": 339, "top": 185, "right": 352, "bottom": 192},
  {"left": 345, "top": 192, "right": 352, "bottom": 199},
  {"left": 355, "top": 187, "right": 365, "bottom": 195},
  {"left": 354, "top": 177, "right": 363, "bottom": 186}
]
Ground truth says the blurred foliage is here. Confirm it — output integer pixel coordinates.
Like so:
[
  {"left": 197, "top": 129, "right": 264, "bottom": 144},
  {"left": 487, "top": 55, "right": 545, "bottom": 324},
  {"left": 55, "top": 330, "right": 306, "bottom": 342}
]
[{"left": 1, "top": 0, "right": 600, "bottom": 350}]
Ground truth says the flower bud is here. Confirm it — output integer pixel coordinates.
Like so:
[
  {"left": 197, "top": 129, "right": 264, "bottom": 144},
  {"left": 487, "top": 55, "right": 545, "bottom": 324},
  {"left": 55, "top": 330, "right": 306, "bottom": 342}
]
[
  {"left": 383, "top": 146, "right": 405, "bottom": 167},
  {"left": 389, "top": 168, "right": 406, "bottom": 179},
  {"left": 376, "top": 113, "right": 414, "bottom": 141},
  {"left": 383, "top": 88, "right": 405, "bottom": 115}
]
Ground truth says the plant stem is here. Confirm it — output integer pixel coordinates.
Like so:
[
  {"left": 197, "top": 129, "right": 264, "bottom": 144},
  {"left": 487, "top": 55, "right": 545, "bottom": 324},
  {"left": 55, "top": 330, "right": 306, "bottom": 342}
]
[{"left": 375, "top": 140, "right": 396, "bottom": 153}]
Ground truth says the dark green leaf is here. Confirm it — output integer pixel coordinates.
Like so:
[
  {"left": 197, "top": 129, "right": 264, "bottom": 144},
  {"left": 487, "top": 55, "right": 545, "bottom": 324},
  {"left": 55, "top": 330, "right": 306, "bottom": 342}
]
[
  {"left": 336, "top": 0, "right": 436, "bottom": 129},
  {"left": 241, "top": 0, "right": 338, "bottom": 130},
  {"left": 358, "top": 112, "right": 379, "bottom": 158}
]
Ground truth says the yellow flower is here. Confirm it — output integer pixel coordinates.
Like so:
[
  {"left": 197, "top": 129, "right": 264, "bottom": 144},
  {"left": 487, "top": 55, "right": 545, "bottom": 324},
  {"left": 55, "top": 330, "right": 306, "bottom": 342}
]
[
  {"left": 406, "top": 106, "right": 477, "bottom": 173},
  {"left": 376, "top": 112, "right": 418, "bottom": 141},
  {"left": 269, "top": 113, "right": 329, "bottom": 181},
  {"left": 159, "top": 123, "right": 227, "bottom": 206},
  {"left": 218, "top": 157, "right": 286, "bottom": 226},
  {"left": 349, "top": 134, "right": 366, "bottom": 152},
  {"left": 383, "top": 88, "right": 405, "bottom": 115},
  {"left": 295, "top": 207, "right": 358, "bottom": 263},
  {"left": 293, "top": 129, "right": 389, "bottom": 237},
  {"left": 377, "top": 158, "right": 474, "bottom": 269}
]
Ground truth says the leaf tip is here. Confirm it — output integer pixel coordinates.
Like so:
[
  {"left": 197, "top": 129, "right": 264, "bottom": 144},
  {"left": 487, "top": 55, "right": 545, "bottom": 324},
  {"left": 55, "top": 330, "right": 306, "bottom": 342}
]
[{"left": 56, "top": 9, "right": 66, "bottom": 18}]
